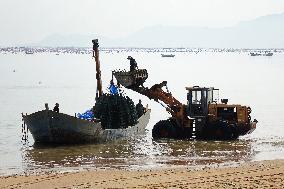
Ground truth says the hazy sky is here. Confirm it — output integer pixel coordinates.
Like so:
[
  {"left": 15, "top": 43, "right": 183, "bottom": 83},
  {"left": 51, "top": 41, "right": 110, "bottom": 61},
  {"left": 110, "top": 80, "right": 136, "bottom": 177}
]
[{"left": 0, "top": 0, "right": 284, "bottom": 46}]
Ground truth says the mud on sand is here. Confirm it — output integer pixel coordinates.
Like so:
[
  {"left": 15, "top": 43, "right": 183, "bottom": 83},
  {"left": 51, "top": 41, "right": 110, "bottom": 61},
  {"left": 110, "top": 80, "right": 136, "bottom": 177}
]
[{"left": 1, "top": 160, "right": 283, "bottom": 189}]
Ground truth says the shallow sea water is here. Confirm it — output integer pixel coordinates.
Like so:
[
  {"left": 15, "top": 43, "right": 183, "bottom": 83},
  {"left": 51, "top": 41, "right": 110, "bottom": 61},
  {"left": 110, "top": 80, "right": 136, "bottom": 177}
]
[{"left": 0, "top": 49, "right": 284, "bottom": 175}]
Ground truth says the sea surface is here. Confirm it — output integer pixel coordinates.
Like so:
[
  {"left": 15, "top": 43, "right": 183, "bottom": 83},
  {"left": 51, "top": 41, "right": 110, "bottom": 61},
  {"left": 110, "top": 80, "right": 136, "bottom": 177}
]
[{"left": 0, "top": 48, "right": 284, "bottom": 175}]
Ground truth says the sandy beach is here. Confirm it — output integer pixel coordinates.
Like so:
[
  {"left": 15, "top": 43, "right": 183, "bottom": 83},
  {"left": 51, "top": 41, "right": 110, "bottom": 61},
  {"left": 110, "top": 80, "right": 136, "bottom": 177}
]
[{"left": 1, "top": 159, "right": 283, "bottom": 189}]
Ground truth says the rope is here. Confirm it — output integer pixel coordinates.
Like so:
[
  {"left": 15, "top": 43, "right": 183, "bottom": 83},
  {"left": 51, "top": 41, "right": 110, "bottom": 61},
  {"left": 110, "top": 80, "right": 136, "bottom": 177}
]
[{"left": 21, "top": 118, "right": 28, "bottom": 141}]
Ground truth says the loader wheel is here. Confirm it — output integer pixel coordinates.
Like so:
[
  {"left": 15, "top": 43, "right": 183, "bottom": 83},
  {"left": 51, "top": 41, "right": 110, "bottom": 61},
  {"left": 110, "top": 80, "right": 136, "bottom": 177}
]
[
  {"left": 216, "top": 122, "right": 238, "bottom": 140},
  {"left": 229, "top": 123, "right": 238, "bottom": 140},
  {"left": 152, "top": 119, "right": 177, "bottom": 139}
]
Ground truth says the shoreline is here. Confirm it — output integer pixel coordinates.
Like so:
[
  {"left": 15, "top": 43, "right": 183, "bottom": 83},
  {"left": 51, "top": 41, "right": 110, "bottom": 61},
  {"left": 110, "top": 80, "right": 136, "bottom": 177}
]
[{"left": 1, "top": 159, "right": 283, "bottom": 188}]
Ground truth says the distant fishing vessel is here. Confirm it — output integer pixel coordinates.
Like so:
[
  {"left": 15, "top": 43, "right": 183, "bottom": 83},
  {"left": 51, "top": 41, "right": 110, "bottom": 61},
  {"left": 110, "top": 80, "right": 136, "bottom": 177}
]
[
  {"left": 250, "top": 52, "right": 261, "bottom": 56},
  {"left": 25, "top": 49, "right": 34, "bottom": 54},
  {"left": 264, "top": 52, "right": 273, "bottom": 56},
  {"left": 161, "top": 54, "right": 175, "bottom": 57},
  {"left": 250, "top": 51, "right": 273, "bottom": 56}
]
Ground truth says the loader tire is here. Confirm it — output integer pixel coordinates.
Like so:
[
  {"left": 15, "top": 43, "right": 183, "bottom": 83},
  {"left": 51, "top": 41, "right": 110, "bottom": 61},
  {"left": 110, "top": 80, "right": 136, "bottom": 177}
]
[{"left": 152, "top": 119, "right": 177, "bottom": 139}]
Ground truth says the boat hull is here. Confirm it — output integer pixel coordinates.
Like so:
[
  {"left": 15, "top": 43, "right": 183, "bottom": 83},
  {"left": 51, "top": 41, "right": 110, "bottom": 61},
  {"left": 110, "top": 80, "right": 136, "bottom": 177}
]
[{"left": 23, "top": 109, "right": 151, "bottom": 144}]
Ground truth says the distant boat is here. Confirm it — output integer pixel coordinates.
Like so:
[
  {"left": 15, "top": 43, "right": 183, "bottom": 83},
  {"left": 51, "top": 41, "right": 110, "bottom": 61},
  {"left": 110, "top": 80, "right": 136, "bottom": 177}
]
[
  {"left": 250, "top": 52, "right": 261, "bottom": 56},
  {"left": 25, "top": 50, "right": 34, "bottom": 55},
  {"left": 250, "top": 52, "right": 273, "bottom": 57},
  {"left": 161, "top": 54, "right": 175, "bottom": 57},
  {"left": 264, "top": 52, "right": 273, "bottom": 56}
]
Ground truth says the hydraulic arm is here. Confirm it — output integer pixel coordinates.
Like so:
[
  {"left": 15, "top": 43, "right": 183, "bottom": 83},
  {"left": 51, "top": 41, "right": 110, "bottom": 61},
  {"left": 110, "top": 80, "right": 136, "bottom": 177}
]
[{"left": 128, "top": 81, "right": 191, "bottom": 127}]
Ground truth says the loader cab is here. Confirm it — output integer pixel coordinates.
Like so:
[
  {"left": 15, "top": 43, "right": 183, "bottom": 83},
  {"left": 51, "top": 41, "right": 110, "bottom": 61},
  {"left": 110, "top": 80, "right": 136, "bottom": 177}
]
[{"left": 186, "top": 86, "right": 219, "bottom": 117}]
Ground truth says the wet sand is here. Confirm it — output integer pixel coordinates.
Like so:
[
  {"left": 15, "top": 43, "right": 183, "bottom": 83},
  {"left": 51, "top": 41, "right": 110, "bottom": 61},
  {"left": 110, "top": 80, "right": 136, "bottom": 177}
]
[{"left": 1, "top": 159, "right": 283, "bottom": 189}]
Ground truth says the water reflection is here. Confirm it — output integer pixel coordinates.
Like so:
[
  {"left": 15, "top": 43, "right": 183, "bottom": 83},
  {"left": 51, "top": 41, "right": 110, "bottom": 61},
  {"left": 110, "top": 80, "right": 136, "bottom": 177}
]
[
  {"left": 1, "top": 51, "right": 284, "bottom": 175},
  {"left": 22, "top": 133, "right": 254, "bottom": 173}
]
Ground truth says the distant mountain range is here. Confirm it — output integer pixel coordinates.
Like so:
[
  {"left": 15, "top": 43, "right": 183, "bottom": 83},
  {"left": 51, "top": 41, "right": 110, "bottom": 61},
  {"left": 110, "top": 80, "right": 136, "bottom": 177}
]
[{"left": 38, "top": 13, "right": 284, "bottom": 48}]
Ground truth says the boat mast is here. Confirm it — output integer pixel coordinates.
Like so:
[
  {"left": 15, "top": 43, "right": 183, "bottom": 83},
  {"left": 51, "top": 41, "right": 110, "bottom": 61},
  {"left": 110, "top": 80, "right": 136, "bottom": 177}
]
[{"left": 92, "top": 39, "right": 103, "bottom": 100}]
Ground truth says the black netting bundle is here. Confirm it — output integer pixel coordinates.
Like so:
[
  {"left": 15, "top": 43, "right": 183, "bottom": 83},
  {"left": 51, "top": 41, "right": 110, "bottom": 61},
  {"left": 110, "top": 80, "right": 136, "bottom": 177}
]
[{"left": 93, "top": 94, "right": 138, "bottom": 129}]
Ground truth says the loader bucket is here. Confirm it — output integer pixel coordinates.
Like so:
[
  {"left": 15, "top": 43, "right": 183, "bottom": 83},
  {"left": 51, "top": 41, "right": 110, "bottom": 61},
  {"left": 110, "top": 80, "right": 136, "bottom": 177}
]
[{"left": 113, "top": 69, "right": 148, "bottom": 88}]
